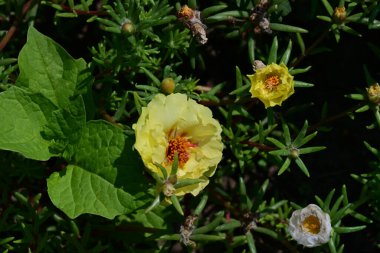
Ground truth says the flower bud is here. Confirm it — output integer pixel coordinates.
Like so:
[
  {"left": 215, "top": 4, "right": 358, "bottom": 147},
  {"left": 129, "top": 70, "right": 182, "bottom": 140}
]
[
  {"left": 121, "top": 20, "right": 135, "bottom": 34},
  {"left": 289, "top": 148, "right": 300, "bottom": 159},
  {"left": 367, "top": 83, "right": 380, "bottom": 105},
  {"left": 334, "top": 7, "right": 346, "bottom": 23},
  {"left": 161, "top": 78, "right": 176, "bottom": 94}
]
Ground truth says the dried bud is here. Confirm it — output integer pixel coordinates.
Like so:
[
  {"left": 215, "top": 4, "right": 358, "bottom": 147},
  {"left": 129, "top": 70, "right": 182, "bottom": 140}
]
[
  {"left": 178, "top": 5, "right": 208, "bottom": 44},
  {"left": 367, "top": 83, "right": 380, "bottom": 105},
  {"left": 162, "top": 181, "right": 175, "bottom": 197},
  {"left": 253, "top": 60, "right": 266, "bottom": 72},
  {"left": 180, "top": 215, "right": 198, "bottom": 246},
  {"left": 249, "top": 0, "right": 272, "bottom": 34},
  {"left": 242, "top": 212, "right": 258, "bottom": 233},
  {"left": 161, "top": 78, "right": 176, "bottom": 94},
  {"left": 178, "top": 5, "right": 194, "bottom": 19}
]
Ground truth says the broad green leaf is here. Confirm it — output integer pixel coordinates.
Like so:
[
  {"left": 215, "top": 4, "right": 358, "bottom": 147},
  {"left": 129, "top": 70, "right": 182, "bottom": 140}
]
[
  {"left": 271, "top": 0, "right": 292, "bottom": 16},
  {"left": 48, "top": 120, "right": 151, "bottom": 218},
  {"left": 131, "top": 206, "right": 168, "bottom": 230},
  {"left": 0, "top": 87, "right": 57, "bottom": 160},
  {"left": 67, "top": 120, "right": 147, "bottom": 194},
  {"left": 43, "top": 95, "right": 86, "bottom": 155},
  {"left": 47, "top": 165, "right": 144, "bottom": 219},
  {"left": 17, "top": 26, "right": 92, "bottom": 108}
]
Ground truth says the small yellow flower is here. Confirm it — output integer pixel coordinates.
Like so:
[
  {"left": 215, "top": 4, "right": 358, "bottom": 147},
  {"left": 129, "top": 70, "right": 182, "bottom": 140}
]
[
  {"left": 247, "top": 63, "right": 295, "bottom": 108},
  {"left": 133, "top": 93, "right": 223, "bottom": 196},
  {"left": 367, "top": 83, "right": 380, "bottom": 105},
  {"left": 334, "top": 7, "right": 347, "bottom": 22},
  {"left": 288, "top": 204, "right": 332, "bottom": 247}
]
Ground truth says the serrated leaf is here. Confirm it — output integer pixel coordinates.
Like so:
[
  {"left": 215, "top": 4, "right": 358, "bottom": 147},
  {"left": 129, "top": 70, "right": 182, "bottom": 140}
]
[
  {"left": 48, "top": 120, "right": 151, "bottom": 218},
  {"left": 43, "top": 95, "right": 86, "bottom": 155},
  {"left": 67, "top": 121, "right": 146, "bottom": 193},
  {"left": 47, "top": 165, "right": 145, "bottom": 219},
  {"left": 17, "top": 27, "right": 91, "bottom": 108},
  {"left": 0, "top": 87, "right": 57, "bottom": 160}
]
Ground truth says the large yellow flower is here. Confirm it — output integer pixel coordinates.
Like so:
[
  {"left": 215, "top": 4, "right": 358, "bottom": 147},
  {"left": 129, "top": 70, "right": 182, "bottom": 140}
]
[
  {"left": 248, "top": 63, "right": 295, "bottom": 108},
  {"left": 133, "top": 93, "right": 223, "bottom": 196}
]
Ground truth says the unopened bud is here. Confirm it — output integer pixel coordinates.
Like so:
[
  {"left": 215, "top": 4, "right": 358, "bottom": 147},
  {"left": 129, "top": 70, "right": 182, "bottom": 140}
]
[
  {"left": 121, "top": 20, "right": 135, "bottom": 34},
  {"left": 161, "top": 78, "right": 176, "bottom": 94},
  {"left": 289, "top": 148, "right": 300, "bottom": 159},
  {"left": 367, "top": 83, "right": 380, "bottom": 105},
  {"left": 334, "top": 7, "right": 346, "bottom": 23}
]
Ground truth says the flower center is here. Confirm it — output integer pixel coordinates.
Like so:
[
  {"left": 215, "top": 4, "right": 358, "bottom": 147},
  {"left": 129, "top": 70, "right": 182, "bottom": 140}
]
[
  {"left": 166, "top": 136, "right": 196, "bottom": 167},
  {"left": 264, "top": 75, "right": 281, "bottom": 91},
  {"left": 178, "top": 5, "right": 194, "bottom": 19},
  {"left": 302, "top": 215, "right": 321, "bottom": 235}
]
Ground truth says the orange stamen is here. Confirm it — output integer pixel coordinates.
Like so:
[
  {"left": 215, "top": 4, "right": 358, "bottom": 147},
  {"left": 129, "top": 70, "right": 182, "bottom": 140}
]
[
  {"left": 166, "top": 136, "right": 196, "bottom": 167},
  {"left": 178, "top": 5, "right": 194, "bottom": 19},
  {"left": 302, "top": 215, "right": 321, "bottom": 234},
  {"left": 264, "top": 75, "right": 281, "bottom": 91}
]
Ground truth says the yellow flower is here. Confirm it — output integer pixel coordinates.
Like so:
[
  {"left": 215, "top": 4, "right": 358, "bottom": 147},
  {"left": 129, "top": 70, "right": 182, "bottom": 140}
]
[
  {"left": 334, "top": 7, "right": 347, "bottom": 22},
  {"left": 367, "top": 83, "right": 380, "bottom": 105},
  {"left": 133, "top": 93, "right": 223, "bottom": 196},
  {"left": 247, "top": 63, "right": 295, "bottom": 108}
]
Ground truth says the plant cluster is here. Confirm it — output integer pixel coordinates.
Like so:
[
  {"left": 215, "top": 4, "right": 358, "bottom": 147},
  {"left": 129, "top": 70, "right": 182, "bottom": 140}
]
[{"left": 0, "top": 0, "right": 380, "bottom": 252}]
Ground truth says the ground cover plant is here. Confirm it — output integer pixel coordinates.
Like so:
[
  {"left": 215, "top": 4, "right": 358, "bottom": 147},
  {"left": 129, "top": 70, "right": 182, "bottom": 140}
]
[{"left": 1, "top": 0, "right": 380, "bottom": 252}]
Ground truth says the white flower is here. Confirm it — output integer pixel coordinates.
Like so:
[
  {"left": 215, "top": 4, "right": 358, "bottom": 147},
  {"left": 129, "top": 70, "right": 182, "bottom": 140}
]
[{"left": 288, "top": 204, "right": 332, "bottom": 247}]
